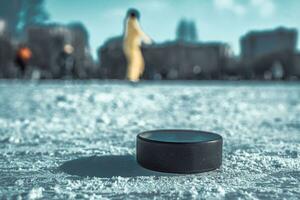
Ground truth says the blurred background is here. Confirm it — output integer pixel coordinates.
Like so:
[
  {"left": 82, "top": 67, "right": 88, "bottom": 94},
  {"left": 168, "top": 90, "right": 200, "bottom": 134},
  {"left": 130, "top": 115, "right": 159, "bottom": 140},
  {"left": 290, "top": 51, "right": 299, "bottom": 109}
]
[{"left": 0, "top": 0, "right": 299, "bottom": 80}]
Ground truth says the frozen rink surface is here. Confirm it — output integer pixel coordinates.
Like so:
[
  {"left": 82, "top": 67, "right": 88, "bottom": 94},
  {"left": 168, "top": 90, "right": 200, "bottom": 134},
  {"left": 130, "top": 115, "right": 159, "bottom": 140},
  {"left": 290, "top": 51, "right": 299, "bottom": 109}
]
[{"left": 0, "top": 81, "right": 299, "bottom": 199}]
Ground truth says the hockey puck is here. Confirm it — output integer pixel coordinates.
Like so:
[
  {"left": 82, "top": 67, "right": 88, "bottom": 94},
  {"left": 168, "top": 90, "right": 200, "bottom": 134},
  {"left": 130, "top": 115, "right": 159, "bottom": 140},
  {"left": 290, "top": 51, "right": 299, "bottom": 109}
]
[{"left": 136, "top": 130, "right": 222, "bottom": 173}]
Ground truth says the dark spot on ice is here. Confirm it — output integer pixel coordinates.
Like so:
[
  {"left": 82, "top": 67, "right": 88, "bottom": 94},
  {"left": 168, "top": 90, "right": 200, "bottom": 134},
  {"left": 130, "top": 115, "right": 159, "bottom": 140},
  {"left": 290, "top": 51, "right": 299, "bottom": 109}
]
[
  {"left": 59, "top": 155, "right": 175, "bottom": 178},
  {"left": 260, "top": 121, "right": 273, "bottom": 128},
  {"left": 269, "top": 171, "right": 300, "bottom": 181},
  {"left": 286, "top": 122, "right": 300, "bottom": 130},
  {"left": 87, "top": 95, "right": 94, "bottom": 103},
  {"left": 55, "top": 95, "right": 67, "bottom": 102},
  {"left": 274, "top": 117, "right": 282, "bottom": 122},
  {"left": 285, "top": 150, "right": 298, "bottom": 158},
  {"left": 180, "top": 95, "right": 190, "bottom": 101},
  {"left": 147, "top": 94, "right": 155, "bottom": 100},
  {"left": 271, "top": 160, "right": 282, "bottom": 169}
]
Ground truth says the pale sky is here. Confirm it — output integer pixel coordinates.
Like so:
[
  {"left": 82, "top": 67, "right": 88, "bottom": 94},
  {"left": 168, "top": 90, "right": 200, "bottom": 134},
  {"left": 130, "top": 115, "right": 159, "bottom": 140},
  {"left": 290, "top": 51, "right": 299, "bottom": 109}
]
[{"left": 46, "top": 0, "right": 300, "bottom": 58}]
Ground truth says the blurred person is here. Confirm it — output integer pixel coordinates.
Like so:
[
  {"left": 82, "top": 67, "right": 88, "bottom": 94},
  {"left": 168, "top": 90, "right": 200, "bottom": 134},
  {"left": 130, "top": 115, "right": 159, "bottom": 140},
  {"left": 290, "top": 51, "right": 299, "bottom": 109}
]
[
  {"left": 15, "top": 44, "right": 32, "bottom": 75},
  {"left": 57, "top": 44, "right": 75, "bottom": 78},
  {"left": 123, "top": 8, "right": 152, "bottom": 82}
]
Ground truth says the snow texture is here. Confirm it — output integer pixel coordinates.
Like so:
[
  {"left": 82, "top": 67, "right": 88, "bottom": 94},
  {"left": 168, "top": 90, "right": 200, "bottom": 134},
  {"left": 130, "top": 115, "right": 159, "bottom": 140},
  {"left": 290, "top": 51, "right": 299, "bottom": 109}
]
[{"left": 0, "top": 81, "right": 299, "bottom": 199}]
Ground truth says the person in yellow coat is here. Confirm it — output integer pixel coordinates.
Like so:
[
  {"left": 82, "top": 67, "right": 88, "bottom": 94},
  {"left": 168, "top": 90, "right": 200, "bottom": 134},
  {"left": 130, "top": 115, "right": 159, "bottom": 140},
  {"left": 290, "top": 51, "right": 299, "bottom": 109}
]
[{"left": 123, "top": 9, "right": 152, "bottom": 82}]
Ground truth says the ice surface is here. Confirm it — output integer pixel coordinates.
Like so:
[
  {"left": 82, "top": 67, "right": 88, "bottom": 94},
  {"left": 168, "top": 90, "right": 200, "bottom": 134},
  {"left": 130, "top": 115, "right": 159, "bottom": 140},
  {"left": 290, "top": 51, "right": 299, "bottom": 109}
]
[{"left": 0, "top": 81, "right": 299, "bottom": 199}]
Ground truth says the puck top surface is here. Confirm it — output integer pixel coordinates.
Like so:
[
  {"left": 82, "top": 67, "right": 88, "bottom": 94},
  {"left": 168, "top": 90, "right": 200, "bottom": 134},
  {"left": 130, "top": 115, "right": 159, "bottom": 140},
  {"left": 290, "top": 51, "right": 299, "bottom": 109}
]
[{"left": 138, "top": 130, "right": 221, "bottom": 144}]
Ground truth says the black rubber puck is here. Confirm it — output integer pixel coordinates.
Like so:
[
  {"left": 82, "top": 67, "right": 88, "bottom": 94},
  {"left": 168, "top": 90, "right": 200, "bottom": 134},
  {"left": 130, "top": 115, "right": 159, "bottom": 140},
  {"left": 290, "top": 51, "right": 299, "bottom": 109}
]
[{"left": 136, "top": 130, "right": 222, "bottom": 173}]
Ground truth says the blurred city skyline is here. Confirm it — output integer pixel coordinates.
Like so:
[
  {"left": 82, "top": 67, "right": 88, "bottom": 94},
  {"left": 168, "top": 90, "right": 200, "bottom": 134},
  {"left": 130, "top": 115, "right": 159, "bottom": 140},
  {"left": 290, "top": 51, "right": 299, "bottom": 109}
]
[{"left": 46, "top": 0, "right": 300, "bottom": 58}]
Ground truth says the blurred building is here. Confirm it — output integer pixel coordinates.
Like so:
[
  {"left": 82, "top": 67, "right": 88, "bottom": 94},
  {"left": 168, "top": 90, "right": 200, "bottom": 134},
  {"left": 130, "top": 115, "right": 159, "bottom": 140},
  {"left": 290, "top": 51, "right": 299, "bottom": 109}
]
[
  {"left": 0, "top": 22, "right": 18, "bottom": 78},
  {"left": 26, "top": 23, "right": 94, "bottom": 79},
  {"left": 293, "top": 53, "right": 300, "bottom": 77},
  {"left": 98, "top": 36, "right": 125, "bottom": 79},
  {"left": 99, "top": 37, "right": 232, "bottom": 80},
  {"left": 143, "top": 42, "right": 231, "bottom": 80},
  {"left": 240, "top": 27, "right": 298, "bottom": 79}
]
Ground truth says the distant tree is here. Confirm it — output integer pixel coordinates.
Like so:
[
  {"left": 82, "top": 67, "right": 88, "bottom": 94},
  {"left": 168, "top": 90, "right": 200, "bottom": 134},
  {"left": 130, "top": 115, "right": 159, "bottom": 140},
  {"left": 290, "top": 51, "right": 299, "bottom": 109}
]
[
  {"left": 68, "top": 22, "right": 90, "bottom": 47},
  {"left": 189, "top": 21, "right": 198, "bottom": 42},
  {"left": 0, "top": 0, "right": 22, "bottom": 37},
  {"left": 19, "top": 0, "right": 49, "bottom": 33},
  {"left": 176, "top": 19, "right": 189, "bottom": 42},
  {"left": 176, "top": 19, "right": 198, "bottom": 43},
  {"left": 0, "top": 0, "right": 48, "bottom": 37}
]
